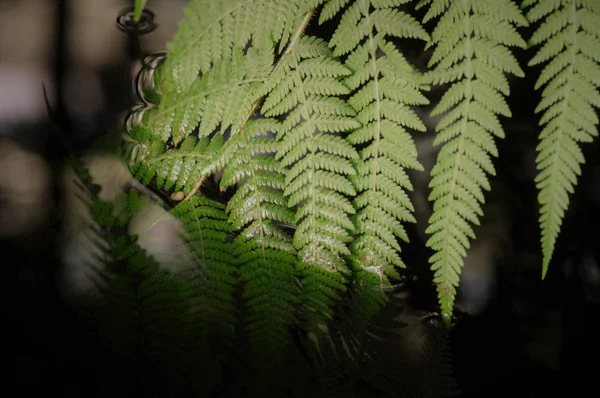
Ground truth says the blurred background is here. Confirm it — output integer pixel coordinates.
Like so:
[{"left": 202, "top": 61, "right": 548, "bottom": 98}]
[
  {"left": 1, "top": 1, "right": 600, "bottom": 397},
  {"left": 0, "top": 1, "right": 188, "bottom": 396},
  {"left": 0, "top": 0, "right": 186, "bottom": 275}
]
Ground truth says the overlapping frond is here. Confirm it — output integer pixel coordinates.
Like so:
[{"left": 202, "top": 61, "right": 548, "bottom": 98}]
[
  {"left": 153, "top": 49, "right": 273, "bottom": 145},
  {"left": 148, "top": 0, "right": 328, "bottom": 145},
  {"left": 93, "top": 194, "right": 211, "bottom": 393},
  {"left": 523, "top": 0, "right": 600, "bottom": 278},
  {"left": 417, "top": 0, "right": 527, "bottom": 324},
  {"left": 219, "top": 117, "right": 300, "bottom": 366},
  {"left": 170, "top": 195, "right": 238, "bottom": 346},
  {"left": 261, "top": 35, "right": 360, "bottom": 327},
  {"left": 65, "top": 157, "right": 213, "bottom": 394},
  {"left": 126, "top": 134, "right": 223, "bottom": 196},
  {"left": 163, "top": 0, "right": 315, "bottom": 96},
  {"left": 323, "top": 0, "right": 430, "bottom": 322},
  {"left": 123, "top": 1, "right": 322, "bottom": 202}
]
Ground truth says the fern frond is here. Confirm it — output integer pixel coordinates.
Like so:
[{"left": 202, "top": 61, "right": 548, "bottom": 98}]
[
  {"left": 150, "top": 49, "right": 272, "bottom": 144},
  {"left": 146, "top": 0, "right": 328, "bottom": 144},
  {"left": 219, "top": 117, "right": 301, "bottom": 368},
  {"left": 325, "top": 0, "right": 429, "bottom": 321},
  {"left": 125, "top": 1, "right": 330, "bottom": 200},
  {"left": 66, "top": 157, "right": 215, "bottom": 394},
  {"left": 126, "top": 134, "right": 223, "bottom": 196},
  {"left": 525, "top": 0, "right": 600, "bottom": 279},
  {"left": 100, "top": 230, "right": 212, "bottom": 392},
  {"left": 170, "top": 195, "right": 238, "bottom": 346},
  {"left": 423, "top": 0, "right": 527, "bottom": 325},
  {"left": 162, "top": 0, "right": 305, "bottom": 95},
  {"left": 262, "top": 35, "right": 360, "bottom": 328}
]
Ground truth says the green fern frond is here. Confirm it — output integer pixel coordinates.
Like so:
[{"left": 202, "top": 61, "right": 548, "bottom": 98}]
[
  {"left": 124, "top": 1, "right": 329, "bottom": 198},
  {"left": 66, "top": 157, "right": 214, "bottom": 393},
  {"left": 324, "top": 0, "right": 430, "bottom": 321},
  {"left": 98, "top": 239, "right": 211, "bottom": 391},
  {"left": 162, "top": 0, "right": 303, "bottom": 95},
  {"left": 422, "top": 0, "right": 527, "bottom": 325},
  {"left": 524, "top": 0, "right": 600, "bottom": 279},
  {"left": 147, "top": 0, "right": 326, "bottom": 145},
  {"left": 219, "top": 117, "right": 301, "bottom": 367},
  {"left": 126, "top": 134, "right": 223, "bottom": 196},
  {"left": 148, "top": 49, "right": 272, "bottom": 145},
  {"left": 170, "top": 195, "right": 238, "bottom": 346},
  {"left": 262, "top": 35, "right": 360, "bottom": 328}
]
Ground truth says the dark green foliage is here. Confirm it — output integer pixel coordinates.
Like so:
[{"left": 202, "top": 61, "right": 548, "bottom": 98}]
[{"left": 67, "top": 160, "right": 225, "bottom": 395}]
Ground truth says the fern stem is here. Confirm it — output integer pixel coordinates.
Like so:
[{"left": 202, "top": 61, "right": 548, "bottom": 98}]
[
  {"left": 183, "top": 175, "right": 207, "bottom": 202},
  {"left": 282, "top": 10, "right": 314, "bottom": 56}
]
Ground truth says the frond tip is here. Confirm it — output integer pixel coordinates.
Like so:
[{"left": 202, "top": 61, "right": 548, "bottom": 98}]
[
  {"left": 526, "top": 0, "right": 600, "bottom": 279},
  {"left": 423, "top": 0, "right": 526, "bottom": 324}
]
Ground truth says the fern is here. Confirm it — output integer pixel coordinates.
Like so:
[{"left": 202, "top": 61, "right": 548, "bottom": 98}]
[
  {"left": 77, "top": 0, "right": 595, "bottom": 394},
  {"left": 119, "top": 0, "right": 454, "bottom": 388},
  {"left": 151, "top": 0, "right": 325, "bottom": 145},
  {"left": 162, "top": 0, "right": 308, "bottom": 96},
  {"left": 66, "top": 158, "right": 217, "bottom": 395},
  {"left": 124, "top": 49, "right": 267, "bottom": 196},
  {"left": 322, "top": 0, "right": 430, "bottom": 324},
  {"left": 523, "top": 0, "right": 600, "bottom": 279},
  {"left": 261, "top": 34, "right": 360, "bottom": 328},
  {"left": 124, "top": 1, "right": 317, "bottom": 199},
  {"left": 220, "top": 117, "right": 300, "bottom": 370},
  {"left": 417, "top": 0, "right": 528, "bottom": 324},
  {"left": 126, "top": 133, "right": 224, "bottom": 196},
  {"left": 170, "top": 195, "right": 238, "bottom": 345}
]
